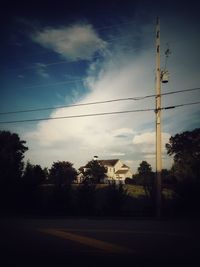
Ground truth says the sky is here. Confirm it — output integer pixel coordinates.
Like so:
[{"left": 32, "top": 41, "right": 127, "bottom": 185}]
[{"left": 0, "top": 0, "right": 200, "bottom": 172}]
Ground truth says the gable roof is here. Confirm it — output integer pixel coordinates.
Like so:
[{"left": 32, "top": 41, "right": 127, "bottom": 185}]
[
  {"left": 98, "top": 159, "right": 119, "bottom": 166},
  {"left": 122, "top": 164, "right": 129, "bottom": 168},
  {"left": 115, "top": 169, "right": 129, "bottom": 174},
  {"left": 78, "top": 166, "right": 85, "bottom": 171}
]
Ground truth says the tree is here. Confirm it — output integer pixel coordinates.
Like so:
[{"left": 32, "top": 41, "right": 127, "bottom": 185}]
[
  {"left": 0, "top": 130, "right": 28, "bottom": 186},
  {"left": 76, "top": 182, "right": 96, "bottom": 215},
  {"left": 137, "top": 161, "right": 154, "bottom": 199},
  {"left": 166, "top": 129, "right": 200, "bottom": 216},
  {"left": 48, "top": 161, "right": 77, "bottom": 214},
  {"left": 0, "top": 131, "right": 28, "bottom": 212},
  {"left": 20, "top": 162, "right": 46, "bottom": 212},
  {"left": 125, "top": 177, "right": 135, "bottom": 184},
  {"left": 49, "top": 161, "right": 77, "bottom": 187},
  {"left": 22, "top": 161, "right": 46, "bottom": 187},
  {"left": 104, "top": 183, "right": 127, "bottom": 215},
  {"left": 83, "top": 160, "right": 107, "bottom": 184},
  {"left": 166, "top": 128, "right": 200, "bottom": 182},
  {"left": 161, "top": 169, "right": 176, "bottom": 188}
]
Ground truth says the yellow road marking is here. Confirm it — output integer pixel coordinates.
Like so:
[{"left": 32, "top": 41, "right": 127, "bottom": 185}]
[
  {"left": 54, "top": 228, "right": 192, "bottom": 238},
  {"left": 38, "top": 228, "right": 134, "bottom": 254}
]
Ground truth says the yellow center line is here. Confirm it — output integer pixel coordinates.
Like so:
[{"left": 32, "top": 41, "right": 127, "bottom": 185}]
[
  {"left": 55, "top": 228, "right": 192, "bottom": 238},
  {"left": 38, "top": 228, "right": 135, "bottom": 254}
]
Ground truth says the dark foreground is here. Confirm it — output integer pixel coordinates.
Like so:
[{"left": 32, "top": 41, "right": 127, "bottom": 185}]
[{"left": 0, "top": 216, "right": 199, "bottom": 267}]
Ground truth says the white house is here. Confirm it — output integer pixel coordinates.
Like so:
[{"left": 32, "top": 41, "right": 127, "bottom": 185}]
[
  {"left": 98, "top": 159, "right": 133, "bottom": 184},
  {"left": 77, "top": 158, "right": 133, "bottom": 184}
]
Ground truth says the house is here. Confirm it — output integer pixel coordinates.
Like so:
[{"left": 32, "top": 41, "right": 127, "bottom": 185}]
[
  {"left": 98, "top": 159, "right": 133, "bottom": 184},
  {"left": 76, "top": 166, "right": 87, "bottom": 183},
  {"left": 77, "top": 158, "right": 133, "bottom": 184}
]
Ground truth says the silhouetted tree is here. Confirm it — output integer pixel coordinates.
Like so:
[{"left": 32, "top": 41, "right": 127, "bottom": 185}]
[
  {"left": 76, "top": 182, "right": 96, "bottom": 215},
  {"left": 19, "top": 162, "right": 46, "bottom": 213},
  {"left": 0, "top": 130, "right": 28, "bottom": 186},
  {"left": 22, "top": 161, "right": 46, "bottom": 187},
  {"left": 166, "top": 128, "right": 200, "bottom": 183},
  {"left": 48, "top": 161, "right": 77, "bottom": 214},
  {"left": 125, "top": 177, "right": 135, "bottom": 184},
  {"left": 104, "top": 183, "right": 127, "bottom": 215},
  {"left": 137, "top": 161, "right": 155, "bottom": 199},
  {"left": 43, "top": 167, "right": 49, "bottom": 182},
  {"left": 49, "top": 161, "right": 77, "bottom": 188},
  {"left": 166, "top": 129, "right": 200, "bottom": 216},
  {"left": 0, "top": 131, "right": 28, "bottom": 212},
  {"left": 83, "top": 160, "right": 106, "bottom": 183},
  {"left": 161, "top": 169, "right": 176, "bottom": 188}
]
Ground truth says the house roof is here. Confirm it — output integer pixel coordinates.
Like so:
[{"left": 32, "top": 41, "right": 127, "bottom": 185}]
[
  {"left": 115, "top": 169, "right": 129, "bottom": 174},
  {"left": 98, "top": 159, "right": 119, "bottom": 166},
  {"left": 122, "top": 164, "right": 129, "bottom": 168}
]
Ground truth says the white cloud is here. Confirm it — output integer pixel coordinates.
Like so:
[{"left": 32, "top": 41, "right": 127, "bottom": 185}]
[
  {"left": 111, "top": 128, "right": 135, "bottom": 137},
  {"left": 24, "top": 50, "right": 158, "bottom": 169},
  {"left": 110, "top": 152, "right": 126, "bottom": 156},
  {"left": 132, "top": 132, "right": 171, "bottom": 154},
  {"left": 32, "top": 23, "right": 107, "bottom": 60},
  {"left": 24, "top": 17, "right": 200, "bottom": 170}
]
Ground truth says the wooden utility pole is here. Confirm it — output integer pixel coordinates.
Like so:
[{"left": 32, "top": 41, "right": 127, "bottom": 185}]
[{"left": 155, "top": 17, "right": 162, "bottom": 218}]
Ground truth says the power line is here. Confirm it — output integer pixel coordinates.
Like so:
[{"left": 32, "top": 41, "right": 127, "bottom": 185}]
[
  {"left": 93, "top": 20, "right": 136, "bottom": 31},
  {"left": 0, "top": 87, "right": 199, "bottom": 116},
  {"left": 0, "top": 108, "right": 155, "bottom": 124},
  {"left": 18, "top": 65, "right": 200, "bottom": 89},
  {"left": 6, "top": 19, "right": 138, "bottom": 73},
  {"left": 20, "top": 78, "right": 85, "bottom": 89},
  {"left": 162, "top": 101, "right": 200, "bottom": 109},
  {"left": 0, "top": 101, "right": 199, "bottom": 124},
  {"left": 161, "top": 87, "right": 200, "bottom": 97},
  {"left": 0, "top": 97, "right": 144, "bottom": 115},
  {"left": 8, "top": 47, "right": 137, "bottom": 72}
]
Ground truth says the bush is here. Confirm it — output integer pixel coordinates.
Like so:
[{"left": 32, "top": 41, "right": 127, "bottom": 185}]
[{"left": 103, "top": 183, "right": 127, "bottom": 215}]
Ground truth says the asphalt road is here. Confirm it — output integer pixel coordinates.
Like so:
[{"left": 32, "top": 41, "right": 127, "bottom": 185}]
[{"left": 0, "top": 217, "right": 199, "bottom": 266}]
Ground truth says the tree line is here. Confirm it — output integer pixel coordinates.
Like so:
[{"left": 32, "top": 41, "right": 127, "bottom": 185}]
[{"left": 0, "top": 128, "right": 199, "bottom": 217}]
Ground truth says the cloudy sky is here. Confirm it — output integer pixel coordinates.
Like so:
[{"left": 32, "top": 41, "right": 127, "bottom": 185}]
[{"left": 0, "top": 0, "right": 200, "bottom": 172}]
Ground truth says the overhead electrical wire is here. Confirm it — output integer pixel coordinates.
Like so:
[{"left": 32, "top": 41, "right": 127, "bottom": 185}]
[
  {"left": 7, "top": 20, "right": 136, "bottom": 72},
  {"left": 8, "top": 47, "right": 137, "bottom": 72},
  {"left": 0, "top": 87, "right": 199, "bottom": 116},
  {"left": 21, "top": 78, "right": 85, "bottom": 89},
  {"left": 7, "top": 19, "right": 138, "bottom": 73},
  {"left": 162, "top": 101, "right": 200, "bottom": 109},
  {"left": 0, "top": 108, "right": 155, "bottom": 124},
  {"left": 0, "top": 97, "right": 148, "bottom": 115},
  {"left": 161, "top": 87, "right": 200, "bottom": 96},
  {"left": 0, "top": 101, "right": 199, "bottom": 124},
  {"left": 92, "top": 20, "right": 136, "bottom": 31}
]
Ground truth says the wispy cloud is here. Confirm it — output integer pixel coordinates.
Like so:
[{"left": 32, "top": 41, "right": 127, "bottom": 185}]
[
  {"left": 35, "top": 63, "right": 50, "bottom": 78},
  {"left": 18, "top": 74, "right": 24, "bottom": 79},
  {"left": 31, "top": 23, "right": 107, "bottom": 61}
]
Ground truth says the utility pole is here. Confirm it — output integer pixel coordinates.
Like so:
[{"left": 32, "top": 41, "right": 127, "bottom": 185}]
[{"left": 155, "top": 17, "right": 162, "bottom": 218}]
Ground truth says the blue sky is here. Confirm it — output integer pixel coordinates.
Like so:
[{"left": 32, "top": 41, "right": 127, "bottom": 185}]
[{"left": 0, "top": 0, "right": 200, "bottom": 172}]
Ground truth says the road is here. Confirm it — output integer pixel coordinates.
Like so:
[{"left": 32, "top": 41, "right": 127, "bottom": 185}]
[{"left": 0, "top": 217, "right": 199, "bottom": 266}]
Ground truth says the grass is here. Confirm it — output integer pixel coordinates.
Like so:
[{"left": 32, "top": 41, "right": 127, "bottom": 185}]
[
  {"left": 72, "top": 183, "right": 174, "bottom": 199},
  {"left": 124, "top": 184, "right": 146, "bottom": 198}
]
